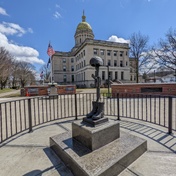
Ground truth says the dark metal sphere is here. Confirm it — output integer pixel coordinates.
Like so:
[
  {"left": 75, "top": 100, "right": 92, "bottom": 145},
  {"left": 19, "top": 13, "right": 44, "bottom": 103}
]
[{"left": 90, "top": 56, "right": 103, "bottom": 67}]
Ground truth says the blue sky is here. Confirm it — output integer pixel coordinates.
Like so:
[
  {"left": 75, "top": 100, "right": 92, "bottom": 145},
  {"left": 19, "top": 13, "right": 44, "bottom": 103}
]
[{"left": 0, "top": 0, "right": 176, "bottom": 74}]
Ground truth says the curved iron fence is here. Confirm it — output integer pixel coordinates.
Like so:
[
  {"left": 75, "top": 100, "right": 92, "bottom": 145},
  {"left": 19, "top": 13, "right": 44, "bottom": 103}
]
[{"left": 0, "top": 93, "right": 175, "bottom": 144}]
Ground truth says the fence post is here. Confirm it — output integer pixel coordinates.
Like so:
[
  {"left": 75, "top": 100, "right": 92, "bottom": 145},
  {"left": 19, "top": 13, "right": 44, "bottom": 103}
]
[
  {"left": 75, "top": 94, "right": 78, "bottom": 120},
  {"left": 168, "top": 96, "right": 172, "bottom": 135},
  {"left": 117, "top": 93, "right": 120, "bottom": 120},
  {"left": 28, "top": 98, "right": 33, "bottom": 133}
]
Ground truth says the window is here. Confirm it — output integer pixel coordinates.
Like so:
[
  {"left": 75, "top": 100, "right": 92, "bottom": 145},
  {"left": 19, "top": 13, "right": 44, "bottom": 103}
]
[
  {"left": 120, "top": 61, "right": 123, "bottom": 67},
  {"left": 71, "top": 58, "right": 74, "bottom": 63},
  {"left": 126, "top": 61, "right": 128, "bottom": 66},
  {"left": 102, "top": 71, "right": 105, "bottom": 80},
  {"left": 83, "top": 50, "right": 85, "bottom": 56},
  {"left": 72, "top": 75, "right": 74, "bottom": 82},
  {"left": 114, "top": 51, "right": 117, "bottom": 56},
  {"left": 109, "top": 72, "right": 112, "bottom": 80},
  {"left": 126, "top": 51, "right": 128, "bottom": 56},
  {"left": 108, "top": 60, "right": 111, "bottom": 66},
  {"left": 107, "top": 50, "right": 111, "bottom": 56},
  {"left": 120, "top": 51, "right": 123, "bottom": 57},
  {"left": 114, "top": 60, "right": 117, "bottom": 66},
  {"left": 121, "top": 72, "right": 124, "bottom": 80},
  {"left": 100, "top": 50, "right": 104, "bottom": 55},
  {"left": 63, "top": 58, "right": 66, "bottom": 63},
  {"left": 84, "top": 60, "right": 86, "bottom": 66},
  {"left": 71, "top": 66, "right": 74, "bottom": 71},
  {"left": 93, "top": 49, "right": 98, "bottom": 55},
  {"left": 63, "top": 75, "right": 67, "bottom": 82},
  {"left": 115, "top": 72, "right": 118, "bottom": 80},
  {"left": 63, "top": 66, "right": 66, "bottom": 71}
]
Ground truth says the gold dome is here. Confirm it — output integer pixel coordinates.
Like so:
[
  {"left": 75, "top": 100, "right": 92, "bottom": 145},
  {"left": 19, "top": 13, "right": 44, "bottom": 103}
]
[
  {"left": 75, "top": 11, "right": 93, "bottom": 34},
  {"left": 76, "top": 21, "right": 92, "bottom": 31}
]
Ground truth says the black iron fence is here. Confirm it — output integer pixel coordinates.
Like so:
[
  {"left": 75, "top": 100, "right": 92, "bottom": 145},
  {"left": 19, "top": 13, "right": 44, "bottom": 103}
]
[{"left": 0, "top": 93, "right": 175, "bottom": 144}]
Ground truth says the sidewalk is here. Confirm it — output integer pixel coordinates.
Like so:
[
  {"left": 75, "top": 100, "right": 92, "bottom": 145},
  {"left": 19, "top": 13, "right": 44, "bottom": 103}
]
[
  {"left": 0, "top": 89, "right": 20, "bottom": 102},
  {"left": 0, "top": 117, "right": 175, "bottom": 176}
]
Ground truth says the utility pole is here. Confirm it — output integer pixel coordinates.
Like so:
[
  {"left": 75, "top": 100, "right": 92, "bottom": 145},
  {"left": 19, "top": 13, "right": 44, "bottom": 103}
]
[{"left": 107, "top": 65, "right": 110, "bottom": 98}]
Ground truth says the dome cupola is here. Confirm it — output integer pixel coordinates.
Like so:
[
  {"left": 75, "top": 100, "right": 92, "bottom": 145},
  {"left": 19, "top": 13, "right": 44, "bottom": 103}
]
[{"left": 74, "top": 11, "right": 94, "bottom": 47}]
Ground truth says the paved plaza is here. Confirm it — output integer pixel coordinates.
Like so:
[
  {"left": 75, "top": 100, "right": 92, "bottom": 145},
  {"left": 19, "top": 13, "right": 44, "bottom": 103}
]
[
  {"left": 0, "top": 116, "right": 175, "bottom": 176},
  {"left": 0, "top": 90, "right": 176, "bottom": 176}
]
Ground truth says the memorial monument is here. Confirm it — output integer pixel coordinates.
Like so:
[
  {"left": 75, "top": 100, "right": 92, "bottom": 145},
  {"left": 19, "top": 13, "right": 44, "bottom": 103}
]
[{"left": 50, "top": 56, "right": 147, "bottom": 176}]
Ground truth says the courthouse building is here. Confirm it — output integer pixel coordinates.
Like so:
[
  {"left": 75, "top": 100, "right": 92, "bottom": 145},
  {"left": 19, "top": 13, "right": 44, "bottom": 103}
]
[{"left": 50, "top": 12, "right": 131, "bottom": 87}]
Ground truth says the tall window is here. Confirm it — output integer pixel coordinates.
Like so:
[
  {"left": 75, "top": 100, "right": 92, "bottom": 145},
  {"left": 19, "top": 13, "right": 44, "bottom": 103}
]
[
  {"left": 102, "top": 71, "right": 105, "bottom": 80},
  {"left": 93, "top": 49, "right": 98, "bottom": 55},
  {"left": 108, "top": 60, "right": 111, "bottom": 66},
  {"left": 63, "top": 75, "right": 67, "bottom": 82},
  {"left": 121, "top": 72, "right": 124, "bottom": 80},
  {"left": 109, "top": 71, "right": 112, "bottom": 80},
  {"left": 63, "top": 66, "right": 66, "bottom": 71},
  {"left": 114, "top": 60, "right": 117, "bottom": 66},
  {"left": 114, "top": 51, "right": 117, "bottom": 56},
  {"left": 71, "top": 58, "right": 74, "bottom": 63},
  {"left": 107, "top": 50, "right": 111, "bottom": 56},
  {"left": 120, "top": 61, "right": 123, "bottom": 67},
  {"left": 72, "top": 75, "right": 74, "bottom": 82},
  {"left": 115, "top": 72, "right": 118, "bottom": 80},
  {"left": 71, "top": 66, "right": 74, "bottom": 71},
  {"left": 84, "top": 60, "right": 86, "bottom": 66},
  {"left": 120, "top": 51, "right": 123, "bottom": 57},
  {"left": 63, "top": 58, "right": 66, "bottom": 63},
  {"left": 100, "top": 50, "right": 104, "bottom": 55}
]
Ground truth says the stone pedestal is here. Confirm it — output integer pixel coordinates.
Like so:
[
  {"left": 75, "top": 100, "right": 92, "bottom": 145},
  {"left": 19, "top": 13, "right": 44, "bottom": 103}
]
[
  {"left": 50, "top": 130, "right": 147, "bottom": 176},
  {"left": 50, "top": 119, "right": 147, "bottom": 176},
  {"left": 72, "top": 120, "right": 120, "bottom": 151}
]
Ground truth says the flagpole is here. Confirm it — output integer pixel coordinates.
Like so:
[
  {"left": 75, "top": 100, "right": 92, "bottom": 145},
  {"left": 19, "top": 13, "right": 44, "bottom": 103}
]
[{"left": 50, "top": 55, "right": 53, "bottom": 83}]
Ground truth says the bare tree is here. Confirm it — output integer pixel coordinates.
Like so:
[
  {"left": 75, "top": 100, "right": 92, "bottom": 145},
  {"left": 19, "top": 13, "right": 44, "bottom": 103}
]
[
  {"left": 129, "top": 32, "right": 153, "bottom": 83},
  {"left": 16, "top": 61, "right": 36, "bottom": 88},
  {"left": 0, "top": 47, "right": 13, "bottom": 89},
  {"left": 152, "top": 28, "right": 176, "bottom": 71}
]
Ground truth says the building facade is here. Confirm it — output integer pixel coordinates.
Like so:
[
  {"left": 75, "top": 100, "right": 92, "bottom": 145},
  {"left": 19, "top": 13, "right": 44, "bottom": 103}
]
[{"left": 51, "top": 12, "right": 130, "bottom": 87}]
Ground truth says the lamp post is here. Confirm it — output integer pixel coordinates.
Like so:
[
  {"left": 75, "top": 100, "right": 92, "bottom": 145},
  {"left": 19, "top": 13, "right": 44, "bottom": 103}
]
[
  {"left": 154, "top": 70, "right": 156, "bottom": 83},
  {"left": 106, "top": 65, "right": 110, "bottom": 98}
]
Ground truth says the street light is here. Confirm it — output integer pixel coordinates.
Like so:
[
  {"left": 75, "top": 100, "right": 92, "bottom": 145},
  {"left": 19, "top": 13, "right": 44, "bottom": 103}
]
[{"left": 106, "top": 65, "right": 110, "bottom": 98}]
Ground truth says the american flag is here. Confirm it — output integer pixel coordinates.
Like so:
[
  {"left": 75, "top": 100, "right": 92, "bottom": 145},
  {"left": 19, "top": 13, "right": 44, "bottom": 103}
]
[{"left": 47, "top": 43, "right": 55, "bottom": 56}]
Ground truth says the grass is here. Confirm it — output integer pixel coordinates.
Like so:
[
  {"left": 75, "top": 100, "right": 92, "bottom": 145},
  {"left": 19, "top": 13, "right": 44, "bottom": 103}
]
[
  {"left": 0, "top": 88, "right": 21, "bottom": 98},
  {"left": 100, "top": 88, "right": 112, "bottom": 97},
  {"left": 1, "top": 93, "right": 21, "bottom": 98},
  {"left": 0, "top": 88, "right": 15, "bottom": 94}
]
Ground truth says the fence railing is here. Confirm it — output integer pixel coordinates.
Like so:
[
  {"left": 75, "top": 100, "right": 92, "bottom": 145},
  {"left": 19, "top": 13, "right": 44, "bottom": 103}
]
[{"left": 0, "top": 93, "right": 175, "bottom": 144}]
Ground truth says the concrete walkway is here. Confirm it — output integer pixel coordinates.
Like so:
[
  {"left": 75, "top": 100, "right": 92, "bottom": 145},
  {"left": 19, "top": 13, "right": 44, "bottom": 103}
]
[
  {"left": 0, "top": 116, "right": 175, "bottom": 176},
  {"left": 0, "top": 89, "right": 20, "bottom": 102}
]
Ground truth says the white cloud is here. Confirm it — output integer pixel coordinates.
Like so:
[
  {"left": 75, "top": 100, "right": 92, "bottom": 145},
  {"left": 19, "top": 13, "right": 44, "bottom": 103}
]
[
  {"left": 53, "top": 11, "right": 62, "bottom": 19},
  {"left": 0, "top": 32, "right": 44, "bottom": 65},
  {"left": 0, "top": 7, "right": 9, "bottom": 16},
  {"left": 107, "top": 35, "right": 130, "bottom": 44},
  {"left": 0, "top": 22, "right": 26, "bottom": 36}
]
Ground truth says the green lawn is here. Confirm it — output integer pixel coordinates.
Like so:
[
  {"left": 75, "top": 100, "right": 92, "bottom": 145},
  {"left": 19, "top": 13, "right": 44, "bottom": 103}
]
[{"left": 0, "top": 88, "right": 14, "bottom": 94}]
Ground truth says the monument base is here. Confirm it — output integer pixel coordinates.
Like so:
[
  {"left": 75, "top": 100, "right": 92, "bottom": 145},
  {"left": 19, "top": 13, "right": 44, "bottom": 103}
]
[
  {"left": 72, "top": 120, "right": 119, "bottom": 151},
  {"left": 82, "top": 117, "right": 109, "bottom": 127},
  {"left": 50, "top": 130, "right": 147, "bottom": 176}
]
